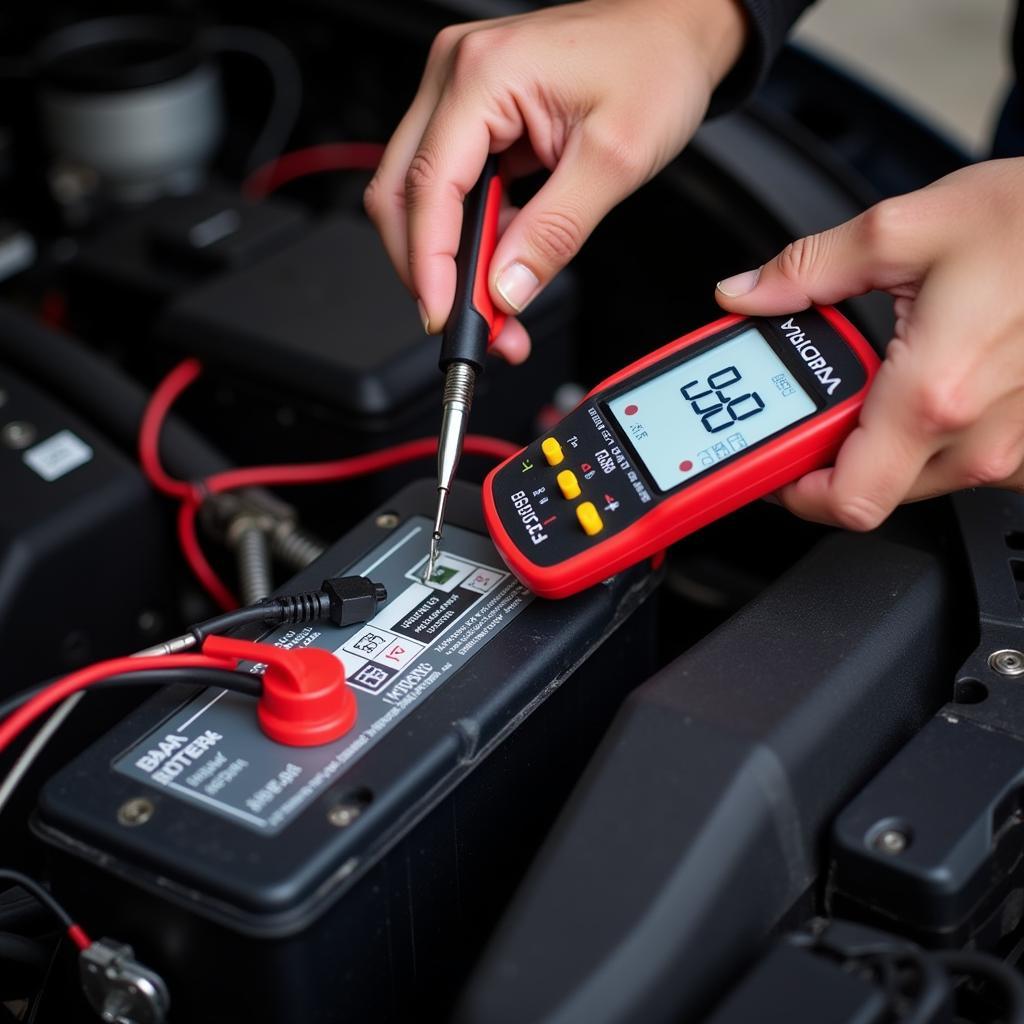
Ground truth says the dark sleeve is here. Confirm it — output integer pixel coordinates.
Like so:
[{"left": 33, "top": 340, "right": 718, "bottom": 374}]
[{"left": 707, "top": 0, "right": 819, "bottom": 116}]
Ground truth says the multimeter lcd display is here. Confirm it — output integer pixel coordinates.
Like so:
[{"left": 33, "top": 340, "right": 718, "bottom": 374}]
[{"left": 606, "top": 327, "right": 817, "bottom": 491}]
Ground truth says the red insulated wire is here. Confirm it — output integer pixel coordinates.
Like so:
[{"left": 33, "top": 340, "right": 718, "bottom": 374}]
[
  {"left": 177, "top": 498, "right": 239, "bottom": 612},
  {"left": 139, "top": 358, "right": 520, "bottom": 610},
  {"left": 203, "top": 434, "right": 519, "bottom": 494},
  {"left": 0, "top": 654, "right": 237, "bottom": 757},
  {"left": 242, "top": 142, "right": 386, "bottom": 199},
  {"left": 67, "top": 925, "right": 91, "bottom": 951},
  {"left": 138, "top": 358, "right": 203, "bottom": 501}
]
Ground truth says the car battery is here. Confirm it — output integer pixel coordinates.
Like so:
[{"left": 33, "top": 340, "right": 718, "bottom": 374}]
[{"left": 34, "top": 480, "right": 659, "bottom": 1024}]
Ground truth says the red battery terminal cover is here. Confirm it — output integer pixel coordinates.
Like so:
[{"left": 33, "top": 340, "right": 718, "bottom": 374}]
[{"left": 202, "top": 636, "right": 356, "bottom": 747}]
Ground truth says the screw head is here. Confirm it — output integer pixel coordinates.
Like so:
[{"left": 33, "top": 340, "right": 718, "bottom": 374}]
[
  {"left": 327, "top": 802, "right": 362, "bottom": 828},
  {"left": 873, "top": 829, "right": 908, "bottom": 855},
  {"left": 990, "top": 649, "right": 1024, "bottom": 677},
  {"left": 1, "top": 420, "right": 36, "bottom": 450},
  {"left": 137, "top": 610, "right": 162, "bottom": 635},
  {"left": 375, "top": 513, "right": 400, "bottom": 529},
  {"left": 117, "top": 797, "right": 155, "bottom": 827}
]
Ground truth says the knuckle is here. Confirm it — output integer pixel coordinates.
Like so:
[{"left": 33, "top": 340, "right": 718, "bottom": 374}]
[
  {"left": 529, "top": 208, "right": 586, "bottom": 266},
  {"left": 404, "top": 148, "right": 440, "bottom": 206},
  {"left": 829, "top": 494, "right": 888, "bottom": 532},
  {"left": 963, "top": 449, "right": 1020, "bottom": 487},
  {"left": 585, "top": 122, "right": 649, "bottom": 184},
  {"left": 450, "top": 28, "right": 498, "bottom": 82},
  {"left": 775, "top": 234, "right": 825, "bottom": 287},
  {"left": 362, "top": 176, "right": 382, "bottom": 221},
  {"left": 912, "top": 381, "right": 977, "bottom": 435},
  {"left": 858, "top": 197, "right": 909, "bottom": 252},
  {"left": 429, "top": 23, "right": 468, "bottom": 63}
]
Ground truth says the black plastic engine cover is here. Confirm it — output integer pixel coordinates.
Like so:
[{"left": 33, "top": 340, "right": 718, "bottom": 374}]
[
  {"left": 0, "top": 365, "right": 168, "bottom": 689},
  {"left": 457, "top": 527, "right": 961, "bottom": 1024}
]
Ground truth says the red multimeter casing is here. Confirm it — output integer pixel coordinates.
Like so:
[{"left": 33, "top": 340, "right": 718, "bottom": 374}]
[{"left": 483, "top": 305, "right": 880, "bottom": 599}]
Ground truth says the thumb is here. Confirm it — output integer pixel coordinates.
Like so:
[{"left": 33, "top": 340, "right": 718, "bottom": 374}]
[
  {"left": 489, "top": 123, "right": 647, "bottom": 315},
  {"left": 714, "top": 201, "right": 927, "bottom": 315}
]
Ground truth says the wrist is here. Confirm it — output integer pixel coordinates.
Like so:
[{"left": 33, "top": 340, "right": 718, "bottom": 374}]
[{"left": 657, "top": 0, "right": 749, "bottom": 91}]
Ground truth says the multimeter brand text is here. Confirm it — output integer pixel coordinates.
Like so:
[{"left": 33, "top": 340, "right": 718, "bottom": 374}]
[
  {"left": 510, "top": 491, "right": 549, "bottom": 545},
  {"left": 781, "top": 318, "right": 842, "bottom": 395}
]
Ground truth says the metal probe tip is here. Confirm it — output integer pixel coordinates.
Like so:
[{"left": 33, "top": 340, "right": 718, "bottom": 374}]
[
  {"left": 427, "top": 362, "right": 475, "bottom": 583},
  {"left": 425, "top": 533, "right": 441, "bottom": 583},
  {"left": 425, "top": 487, "right": 449, "bottom": 582}
]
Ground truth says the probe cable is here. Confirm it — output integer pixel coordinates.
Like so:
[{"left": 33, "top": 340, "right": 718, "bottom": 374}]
[
  {"left": 139, "top": 357, "right": 518, "bottom": 610},
  {"left": 0, "top": 570, "right": 385, "bottom": 818},
  {"left": 0, "top": 668, "right": 259, "bottom": 821},
  {"left": 0, "top": 656, "right": 254, "bottom": 760}
]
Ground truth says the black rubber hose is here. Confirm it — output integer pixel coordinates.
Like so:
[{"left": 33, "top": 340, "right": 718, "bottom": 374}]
[{"left": 0, "top": 302, "right": 229, "bottom": 480}]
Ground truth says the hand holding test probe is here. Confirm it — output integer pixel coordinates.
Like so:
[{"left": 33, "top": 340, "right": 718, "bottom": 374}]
[{"left": 426, "top": 155, "right": 506, "bottom": 580}]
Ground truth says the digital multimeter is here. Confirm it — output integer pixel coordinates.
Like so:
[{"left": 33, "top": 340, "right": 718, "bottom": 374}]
[{"left": 483, "top": 305, "right": 880, "bottom": 598}]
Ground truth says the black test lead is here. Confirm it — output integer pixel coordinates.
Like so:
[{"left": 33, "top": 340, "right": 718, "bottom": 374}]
[{"left": 426, "top": 154, "right": 506, "bottom": 581}]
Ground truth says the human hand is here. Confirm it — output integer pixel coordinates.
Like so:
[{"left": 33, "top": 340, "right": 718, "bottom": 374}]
[
  {"left": 715, "top": 158, "right": 1024, "bottom": 529},
  {"left": 364, "top": 0, "right": 746, "bottom": 362}
]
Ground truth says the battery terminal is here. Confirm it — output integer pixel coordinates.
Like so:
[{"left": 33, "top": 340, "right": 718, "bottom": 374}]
[
  {"left": 202, "top": 635, "right": 358, "bottom": 747},
  {"left": 80, "top": 938, "right": 170, "bottom": 1024}
]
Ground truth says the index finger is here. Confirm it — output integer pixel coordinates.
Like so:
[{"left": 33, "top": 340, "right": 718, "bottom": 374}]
[{"left": 404, "top": 103, "right": 495, "bottom": 333}]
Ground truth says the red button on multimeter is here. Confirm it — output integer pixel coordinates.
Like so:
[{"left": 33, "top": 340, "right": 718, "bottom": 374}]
[{"left": 483, "top": 305, "right": 880, "bottom": 598}]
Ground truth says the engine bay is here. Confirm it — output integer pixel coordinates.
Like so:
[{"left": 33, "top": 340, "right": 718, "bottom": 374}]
[{"left": 1, "top": 4, "right": 1021, "bottom": 1023}]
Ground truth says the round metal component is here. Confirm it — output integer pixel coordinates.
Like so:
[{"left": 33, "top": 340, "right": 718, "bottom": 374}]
[
  {"left": 1, "top": 420, "right": 37, "bottom": 450},
  {"left": 873, "top": 829, "right": 908, "bottom": 855},
  {"left": 118, "top": 797, "right": 155, "bottom": 827},
  {"left": 327, "top": 802, "right": 363, "bottom": 828},
  {"left": 36, "top": 17, "right": 222, "bottom": 203},
  {"left": 989, "top": 649, "right": 1024, "bottom": 677},
  {"left": 375, "top": 513, "right": 400, "bottom": 529}
]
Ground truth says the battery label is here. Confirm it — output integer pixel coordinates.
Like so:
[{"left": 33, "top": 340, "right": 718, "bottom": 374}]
[{"left": 113, "top": 517, "right": 532, "bottom": 835}]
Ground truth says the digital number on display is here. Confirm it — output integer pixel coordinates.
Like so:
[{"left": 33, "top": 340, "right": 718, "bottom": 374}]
[{"left": 606, "top": 328, "right": 817, "bottom": 491}]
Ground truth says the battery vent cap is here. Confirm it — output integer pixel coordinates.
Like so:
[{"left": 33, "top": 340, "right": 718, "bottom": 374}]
[{"left": 202, "top": 636, "right": 356, "bottom": 746}]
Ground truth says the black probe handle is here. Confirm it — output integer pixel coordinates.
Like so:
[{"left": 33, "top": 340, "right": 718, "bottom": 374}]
[{"left": 439, "top": 154, "right": 506, "bottom": 373}]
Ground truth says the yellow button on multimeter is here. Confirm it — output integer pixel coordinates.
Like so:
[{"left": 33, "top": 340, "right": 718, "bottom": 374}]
[
  {"left": 556, "top": 470, "right": 581, "bottom": 500},
  {"left": 541, "top": 437, "right": 564, "bottom": 466},
  {"left": 576, "top": 502, "right": 603, "bottom": 536}
]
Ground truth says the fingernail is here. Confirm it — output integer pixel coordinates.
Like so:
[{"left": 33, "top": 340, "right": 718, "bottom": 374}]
[
  {"left": 716, "top": 268, "right": 761, "bottom": 297},
  {"left": 417, "top": 299, "right": 431, "bottom": 334},
  {"left": 495, "top": 262, "right": 540, "bottom": 313}
]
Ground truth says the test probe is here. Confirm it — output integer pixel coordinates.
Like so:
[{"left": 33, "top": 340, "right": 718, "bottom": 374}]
[{"left": 427, "top": 155, "right": 506, "bottom": 580}]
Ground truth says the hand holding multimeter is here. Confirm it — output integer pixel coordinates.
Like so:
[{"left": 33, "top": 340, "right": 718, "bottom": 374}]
[
  {"left": 483, "top": 306, "right": 879, "bottom": 598},
  {"left": 426, "top": 160, "right": 878, "bottom": 598}
]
